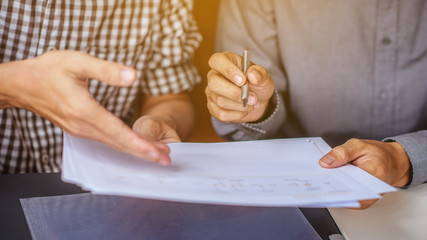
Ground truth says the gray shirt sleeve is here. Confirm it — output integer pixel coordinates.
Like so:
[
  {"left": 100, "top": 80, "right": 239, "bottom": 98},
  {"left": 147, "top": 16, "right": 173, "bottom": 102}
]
[
  {"left": 212, "top": 0, "right": 288, "bottom": 141},
  {"left": 213, "top": 0, "right": 427, "bottom": 189},
  {"left": 384, "top": 130, "right": 427, "bottom": 187}
]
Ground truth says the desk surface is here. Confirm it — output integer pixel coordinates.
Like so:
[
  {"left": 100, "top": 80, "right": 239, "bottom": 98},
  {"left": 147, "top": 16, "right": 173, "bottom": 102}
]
[
  {"left": 0, "top": 173, "right": 340, "bottom": 239},
  {"left": 330, "top": 183, "right": 427, "bottom": 240}
]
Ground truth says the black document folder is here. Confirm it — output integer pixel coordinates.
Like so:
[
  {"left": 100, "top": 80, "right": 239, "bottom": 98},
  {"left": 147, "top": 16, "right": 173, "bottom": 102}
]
[{"left": 21, "top": 193, "right": 321, "bottom": 240}]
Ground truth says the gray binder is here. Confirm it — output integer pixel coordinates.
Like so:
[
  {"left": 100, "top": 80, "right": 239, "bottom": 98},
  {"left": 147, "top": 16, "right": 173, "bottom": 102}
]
[{"left": 21, "top": 193, "right": 321, "bottom": 240}]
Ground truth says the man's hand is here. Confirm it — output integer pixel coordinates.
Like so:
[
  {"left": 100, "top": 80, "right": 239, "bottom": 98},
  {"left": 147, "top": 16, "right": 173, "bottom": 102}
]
[
  {"left": 206, "top": 52, "right": 275, "bottom": 123},
  {"left": 132, "top": 115, "right": 181, "bottom": 143},
  {"left": 319, "top": 138, "right": 412, "bottom": 209},
  {"left": 0, "top": 50, "right": 171, "bottom": 166},
  {"left": 133, "top": 92, "right": 194, "bottom": 144}
]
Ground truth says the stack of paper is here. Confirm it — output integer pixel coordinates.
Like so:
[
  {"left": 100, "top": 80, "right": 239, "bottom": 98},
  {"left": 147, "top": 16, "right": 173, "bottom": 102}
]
[{"left": 62, "top": 134, "right": 395, "bottom": 208}]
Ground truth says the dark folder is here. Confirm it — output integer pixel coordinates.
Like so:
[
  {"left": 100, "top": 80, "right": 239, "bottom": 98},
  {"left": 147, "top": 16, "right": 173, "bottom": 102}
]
[{"left": 21, "top": 193, "right": 321, "bottom": 240}]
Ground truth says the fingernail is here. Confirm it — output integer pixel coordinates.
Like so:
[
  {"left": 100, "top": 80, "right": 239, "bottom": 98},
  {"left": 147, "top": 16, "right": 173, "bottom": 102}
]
[
  {"left": 234, "top": 75, "right": 243, "bottom": 85},
  {"left": 159, "top": 159, "right": 170, "bottom": 166},
  {"left": 148, "top": 151, "right": 159, "bottom": 161},
  {"left": 250, "top": 70, "right": 261, "bottom": 83},
  {"left": 320, "top": 156, "right": 335, "bottom": 165},
  {"left": 120, "top": 69, "right": 135, "bottom": 85},
  {"left": 248, "top": 95, "right": 256, "bottom": 105},
  {"left": 154, "top": 142, "right": 171, "bottom": 154}
]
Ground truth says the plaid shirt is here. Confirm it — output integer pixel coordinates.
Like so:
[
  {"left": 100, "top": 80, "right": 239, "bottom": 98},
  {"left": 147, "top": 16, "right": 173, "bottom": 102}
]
[{"left": 0, "top": 0, "right": 201, "bottom": 173}]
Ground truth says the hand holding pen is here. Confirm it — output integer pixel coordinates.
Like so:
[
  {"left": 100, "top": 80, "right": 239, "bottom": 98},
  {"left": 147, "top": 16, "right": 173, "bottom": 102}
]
[{"left": 205, "top": 50, "right": 276, "bottom": 123}]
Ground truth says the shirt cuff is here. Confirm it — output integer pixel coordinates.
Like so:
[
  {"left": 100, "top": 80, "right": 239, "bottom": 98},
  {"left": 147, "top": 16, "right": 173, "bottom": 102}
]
[
  {"left": 212, "top": 89, "right": 286, "bottom": 141},
  {"left": 384, "top": 130, "right": 427, "bottom": 188}
]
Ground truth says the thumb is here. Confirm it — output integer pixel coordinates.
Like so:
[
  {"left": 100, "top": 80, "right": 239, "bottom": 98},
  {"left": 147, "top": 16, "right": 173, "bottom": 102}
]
[
  {"left": 245, "top": 65, "right": 275, "bottom": 104},
  {"left": 319, "top": 139, "right": 365, "bottom": 168},
  {"left": 246, "top": 65, "right": 271, "bottom": 88},
  {"left": 66, "top": 51, "right": 137, "bottom": 87}
]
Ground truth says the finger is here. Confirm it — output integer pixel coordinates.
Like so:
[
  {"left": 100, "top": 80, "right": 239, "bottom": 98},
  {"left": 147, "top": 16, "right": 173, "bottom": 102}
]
[
  {"left": 319, "top": 138, "right": 367, "bottom": 168},
  {"left": 245, "top": 65, "right": 275, "bottom": 104},
  {"left": 207, "top": 69, "right": 244, "bottom": 101},
  {"left": 132, "top": 117, "right": 181, "bottom": 144},
  {"left": 207, "top": 100, "right": 248, "bottom": 122},
  {"left": 161, "top": 132, "right": 181, "bottom": 143},
  {"left": 100, "top": 115, "right": 172, "bottom": 165},
  {"left": 208, "top": 52, "right": 246, "bottom": 86},
  {"left": 207, "top": 88, "right": 255, "bottom": 112},
  {"left": 71, "top": 100, "right": 172, "bottom": 166},
  {"left": 65, "top": 51, "right": 137, "bottom": 87},
  {"left": 247, "top": 65, "right": 271, "bottom": 88},
  {"left": 207, "top": 69, "right": 259, "bottom": 108},
  {"left": 135, "top": 126, "right": 181, "bottom": 144}
]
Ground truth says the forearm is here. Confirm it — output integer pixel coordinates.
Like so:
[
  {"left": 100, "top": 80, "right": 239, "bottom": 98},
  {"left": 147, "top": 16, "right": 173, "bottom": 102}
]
[
  {"left": 0, "top": 57, "right": 51, "bottom": 111},
  {"left": 0, "top": 61, "right": 23, "bottom": 108},
  {"left": 141, "top": 93, "right": 194, "bottom": 141}
]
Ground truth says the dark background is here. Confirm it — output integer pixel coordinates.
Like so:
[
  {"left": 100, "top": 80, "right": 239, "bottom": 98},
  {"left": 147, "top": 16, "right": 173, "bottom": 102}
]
[{"left": 188, "top": 0, "right": 223, "bottom": 143}]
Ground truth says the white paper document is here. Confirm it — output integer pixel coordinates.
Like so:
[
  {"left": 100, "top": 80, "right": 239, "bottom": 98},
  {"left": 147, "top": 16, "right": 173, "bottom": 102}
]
[{"left": 62, "top": 134, "right": 395, "bottom": 208}]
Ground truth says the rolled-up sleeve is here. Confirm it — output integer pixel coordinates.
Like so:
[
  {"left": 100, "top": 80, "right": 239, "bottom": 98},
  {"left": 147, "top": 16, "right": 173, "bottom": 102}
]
[{"left": 141, "top": 0, "right": 202, "bottom": 96}]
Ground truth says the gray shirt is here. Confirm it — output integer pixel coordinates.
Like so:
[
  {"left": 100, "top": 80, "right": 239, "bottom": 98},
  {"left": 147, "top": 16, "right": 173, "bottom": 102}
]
[{"left": 212, "top": 0, "right": 427, "bottom": 187}]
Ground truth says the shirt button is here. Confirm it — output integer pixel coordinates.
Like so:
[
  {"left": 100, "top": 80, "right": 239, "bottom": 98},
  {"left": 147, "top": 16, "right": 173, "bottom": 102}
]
[
  {"left": 380, "top": 91, "right": 388, "bottom": 100},
  {"left": 381, "top": 37, "right": 391, "bottom": 45},
  {"left": 47, "top": 46, "right": 57, "bottom": 51},
  {"left": 42, "top": 153, "right": 50, "bottom": 164}
]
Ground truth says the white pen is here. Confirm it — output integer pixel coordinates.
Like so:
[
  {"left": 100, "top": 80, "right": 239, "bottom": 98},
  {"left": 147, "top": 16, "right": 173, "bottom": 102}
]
[{"left": 241, "top": 48, "right": 250, "bottom": 107}]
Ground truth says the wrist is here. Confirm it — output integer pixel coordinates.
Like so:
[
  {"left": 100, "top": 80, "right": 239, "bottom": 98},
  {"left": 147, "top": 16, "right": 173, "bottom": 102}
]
[
  {"left": 0, "top": 59, "right": 36, "bottom": 109},
  {"left": 388, "top": 141, "right": 412, "bottom": 187},
  {"left": 0, "top": 61, "right": 20, "bottom": 108},
  {"left": 250, "top": 89, "right": 278, "bottom": 124}
]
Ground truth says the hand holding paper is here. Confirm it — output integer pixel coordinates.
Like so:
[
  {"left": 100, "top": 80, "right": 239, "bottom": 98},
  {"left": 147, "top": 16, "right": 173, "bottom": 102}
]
[
  {"left": 62, "top": 134, "right": 395, "bottom": 208},
  {"left": 133, "top": 115, "right": 181, "bottom": 143},
  {"left": 320, "top": 138, "right": 411, "bottom": 208}
]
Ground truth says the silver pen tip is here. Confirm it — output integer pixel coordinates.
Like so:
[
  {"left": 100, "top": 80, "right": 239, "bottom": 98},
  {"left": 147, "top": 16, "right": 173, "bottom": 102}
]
[{"left": 242, "top": 98, "right": 248, "bottom": 107}]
